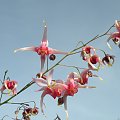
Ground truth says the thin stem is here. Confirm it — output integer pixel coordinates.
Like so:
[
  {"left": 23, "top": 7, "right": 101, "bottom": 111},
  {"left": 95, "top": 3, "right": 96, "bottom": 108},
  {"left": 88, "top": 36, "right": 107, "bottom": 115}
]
[
  {"left": 7, "top": 101, "right": 36, "bottom": 107},
  {"left": 47, "top": 55, "right": 49, "bottom": 71},
  {"left": 0, "top": 24, "right": 114, "bottom": 107},
  {"left": 3, "top": 70, "right": 8, "bottom": 81},
  {"left": 54, "top": 114, "right": 61, "bottom": 120},
  {"left": 0, "top": 81, "right": 34, "bottom": 106},
  {"left": 59, "top": 64, "right": 85, "bottom": 70},
  {"left": 96, "top": 48, "right": 106, "bottom": 55},
  {"left": 0, "top": 92, "right": 3, "bottom": 103},
  {"left": 76, "top": 41, "right": 85, "bottom": 48}
]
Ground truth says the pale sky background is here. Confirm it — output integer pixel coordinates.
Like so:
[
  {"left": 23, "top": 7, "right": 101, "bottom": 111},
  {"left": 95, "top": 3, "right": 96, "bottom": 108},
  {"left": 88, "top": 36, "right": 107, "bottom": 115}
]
[{"left": 0, "top": 0, "right": 120, "bottom": 120}]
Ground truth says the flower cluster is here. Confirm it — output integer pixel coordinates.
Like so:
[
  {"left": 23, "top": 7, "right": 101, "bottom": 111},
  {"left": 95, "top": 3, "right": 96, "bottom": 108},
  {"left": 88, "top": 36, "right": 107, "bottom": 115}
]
[
  {"left": 14, "top": 102, "right": 39, "bottom": 120},
  {"left": 0, "top": 20, "right": 119, "bottom": 120}
]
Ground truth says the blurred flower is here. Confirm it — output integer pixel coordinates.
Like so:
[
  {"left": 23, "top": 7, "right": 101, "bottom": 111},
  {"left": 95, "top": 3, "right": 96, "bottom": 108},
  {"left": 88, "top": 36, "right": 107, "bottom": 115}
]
[
  {"left": 61, "top": 72, "right": 96, "bottom": 120},
  {"left": 14, "top": 22, "right": 67, "bottom": 72},
  {"left": 0, "top": 80, "right": 18, "bottom": 95},
  {"left": 65, "top": 72, "right": 78, "bottom": 96},
  {"left": 102, "top": 54, "right": 115, "bottom": 66},
  {"left": 87, "top": 54, "right": 102, "bottom": 70},
  {"left": 107, "top": 20, "right": 120, "bottom": 49},
  {"left": 22, "top": 107, "right": 38, "bottom": 120},
  {"left": 73, "top": 69, "right": 102, "bottom": 85},
  {"left": 81, "top": 46, "right": 96, "bottom": 60},
  {"left": 33, "top": 70, "right": 67, "bottom": 114}
]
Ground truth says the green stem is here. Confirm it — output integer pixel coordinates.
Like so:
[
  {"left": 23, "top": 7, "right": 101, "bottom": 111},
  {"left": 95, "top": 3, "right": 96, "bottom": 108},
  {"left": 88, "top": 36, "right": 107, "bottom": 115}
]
[
  {"left": 0, "top": 81, "right": 34, "bottom": 106},
  {"left": 0, "top": 24, "right": 114, "bottom": 107}
]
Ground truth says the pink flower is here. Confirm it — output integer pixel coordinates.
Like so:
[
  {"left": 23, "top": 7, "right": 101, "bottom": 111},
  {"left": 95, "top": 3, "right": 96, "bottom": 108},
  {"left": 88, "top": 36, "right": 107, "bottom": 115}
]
[
  {"left": 0, "top": 80, "right": 18, "bottom": 95},
  {"left": 107, "top": 20, "right": 120, "bottom": 49},
  {"left": 32, "top": 70, "right": 67, "bottom": 114},
  {"left": 60, "top": 72, "right": 96, "bottom": 120},
  {"left": 87, "top": 54, "right": 102, "bottom": 70},
  {"left": 73, "top": 69, "right": 102, "bottom": 85},
  {"left": 14, "top": 23, "right": 68, "bottom": 72},
  {"left": 65, "top": 72, "right": 78, "bottom": 96},
  {"left": 81, "top": 46, "right": 96, "bottom": 60}
]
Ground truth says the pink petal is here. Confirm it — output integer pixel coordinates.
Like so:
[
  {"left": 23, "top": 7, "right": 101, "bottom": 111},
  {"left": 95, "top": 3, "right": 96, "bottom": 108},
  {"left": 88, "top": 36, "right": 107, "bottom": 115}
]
[
  {"left": 63, "top": 96, "right": 69, "bottom": 120},
  {"left": 67, "top": 72, "right": 74, "bottom": 81},
  {"left": 12, "top": 88, "right": 17, "bottom": 95},
  {"left": 14, "top": 46, "right": 36, "bottom": 53},
  {"left": 41, "top": 22, "right": 48, "bottom": 47},
  {"left": 40, "top": 91, "right": 47, "bottom": 114},
  {"left": 80, "top": 69, "right": 89, "bottom": 79},
  {"left": 47, "top": 69, "right": 54, "bottom": 85},
  {"left": 32, "top": 78, "right": 47, "bottom": 87},
  {"left": 87, "top": 59, "right": 98, "bottom": 70},
  {"left": 41, "top": 55, "right": 46, "bottom": 72},
  {"left": 48, "top": 47, "right": 68, "bottom": 54},
  {"left": 115, "top": 20, "right": 120, "bottom": 32},
  {"left": 0, "top": 85, "right": 6, "bottom": 92},
  {"left": 35, "top": 87, "right": 45, "bottom": 92}
]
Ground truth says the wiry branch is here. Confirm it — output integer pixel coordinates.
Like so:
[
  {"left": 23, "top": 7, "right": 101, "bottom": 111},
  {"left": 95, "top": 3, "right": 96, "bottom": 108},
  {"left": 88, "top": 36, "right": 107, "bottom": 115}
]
[{"left": 0, "top": 24, "right": 114, "bottom": 107}]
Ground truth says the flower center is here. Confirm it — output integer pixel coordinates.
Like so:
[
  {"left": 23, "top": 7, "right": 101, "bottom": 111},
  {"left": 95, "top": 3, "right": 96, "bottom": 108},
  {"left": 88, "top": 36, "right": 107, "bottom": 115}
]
[
  {"left": 35, "top": 46, "right": 49, "bottom": 55},
  {"left": 6, "top": 81, "right": 15, "bottom": 90}
]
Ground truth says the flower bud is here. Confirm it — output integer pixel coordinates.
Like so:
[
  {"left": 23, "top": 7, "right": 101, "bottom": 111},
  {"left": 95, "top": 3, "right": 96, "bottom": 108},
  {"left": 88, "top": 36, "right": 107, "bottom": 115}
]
[{"left": 49, "top": 54, "right": 56, "bottom": 61}]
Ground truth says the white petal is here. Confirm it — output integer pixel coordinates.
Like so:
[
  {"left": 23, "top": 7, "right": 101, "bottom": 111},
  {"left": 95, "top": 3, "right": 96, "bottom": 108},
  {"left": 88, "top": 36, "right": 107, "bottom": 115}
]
[
  {"left": 41, "top": 55, "right": 46, "bottom": 72},
  {"left": 63, "top": 96, "right": 69, "bottom": 120},
  {"left": 32, "top": 78, "right": 47, "bottom": 87},
  {"left": 48, "top": 47, "right": 68, "bottom": 54},
  {"left": 14, "top": 46, "right": 36, "bottom": 53},
  {"left": 47, "top": 69, "right": 54, "bottom": 85}
]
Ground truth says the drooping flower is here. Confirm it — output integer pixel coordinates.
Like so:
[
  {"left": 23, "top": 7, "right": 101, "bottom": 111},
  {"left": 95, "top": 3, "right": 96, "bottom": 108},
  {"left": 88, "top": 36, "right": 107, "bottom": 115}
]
[
  {"left": 60, "top": 72, "right": 96, "bottom": 120},
  {"left": 102, "top": 54, "right": 115, "bottom": 66},
  {"left": 14, "top": 22, "right": 68, "bottom": 72},
  {"left": 0, "top": 80, "right": 18, "bottom": 95},
  {"left": 87, "top": 54, "right": 103, "bottom": 70},
  {"left": 65, "top": 72, "right": 79, "bottom": 96},
  {"left": 22, "top": 106, "right": 39, "bottom": 119},
  {"left": 107, "top": 20, "right": 120, "bottom": 49},
  {"left": 73, "top": 69, "right": 102, "bottom": 85},
  {"left": 32, "top": 69, "right": 67, "bottom": 114},
  {"left": 81, "top": 46, "right": 96, "bottom": 60}
]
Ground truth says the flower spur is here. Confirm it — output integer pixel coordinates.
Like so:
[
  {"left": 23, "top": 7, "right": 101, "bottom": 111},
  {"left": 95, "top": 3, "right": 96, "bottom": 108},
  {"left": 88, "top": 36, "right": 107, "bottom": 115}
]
[{"left": 14, "top": 22, "right": 68, "bottom": 72}]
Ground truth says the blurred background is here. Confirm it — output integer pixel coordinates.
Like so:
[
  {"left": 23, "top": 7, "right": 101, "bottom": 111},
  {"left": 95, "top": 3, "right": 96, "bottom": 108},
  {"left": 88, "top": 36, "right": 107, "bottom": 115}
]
[{"left": 0, "top": 0, "right": 120, "bottom": 120}]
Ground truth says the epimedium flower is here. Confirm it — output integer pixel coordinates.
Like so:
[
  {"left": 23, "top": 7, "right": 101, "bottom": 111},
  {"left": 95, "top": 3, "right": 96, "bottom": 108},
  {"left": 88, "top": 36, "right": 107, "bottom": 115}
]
[
  {"left": 32, "top": 69, "right": 67, "bottom": 114},
  {"left": 22, "top": 107, "right": 39, "bottom": 120},
  {"left": 102, "top": 54, "right": 115, "bottom": 66},
  {"left": 14, "top": 22, "right": 68, "bottom": 72},
  {"left": 107, "top": 20, "right": 120, "bottom": 49},
  {"left": 0, "top": 80, "right": 18, "bottom": 95},
  {"left": 59, "top": 72, "right": 79, "bottom": 120},
  {"left": 73, "top": 69, "right": 103, "bottom": 85},
  {"left": 59, "top": 72, "right": 96, "bottom": 120},
  {"left": 81, "top": 46, "right": 96, "bottom": 60},
  {"left": 87, "top": 54, "right": 103, "bottom": 70}
]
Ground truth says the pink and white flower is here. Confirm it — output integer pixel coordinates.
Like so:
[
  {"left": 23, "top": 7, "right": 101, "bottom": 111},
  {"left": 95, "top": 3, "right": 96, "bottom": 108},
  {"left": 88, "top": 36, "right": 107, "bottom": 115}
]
[
  {"left": 107, "top": 20, "right": 120, "bottom": 49},
  {"left": 87, "top": 54, "right": 103, "bottom": 70},
  {"left": 32, "top": 70, "right": 67, "bottom": 114},
  {"left": 0, "top": 80, "right": 18, "bottom": 95},
  {"left": 14, "top": 23, "right": 68, "bottom": 72},
  {"left": 81, "top": 46, "right": 96, "bottom": 60}
]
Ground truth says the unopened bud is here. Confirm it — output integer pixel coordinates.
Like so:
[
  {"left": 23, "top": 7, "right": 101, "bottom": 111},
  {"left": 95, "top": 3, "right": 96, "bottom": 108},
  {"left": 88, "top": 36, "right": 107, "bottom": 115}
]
[{"left": 49, "top": 54, "right": 56, "bottom": 61}]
